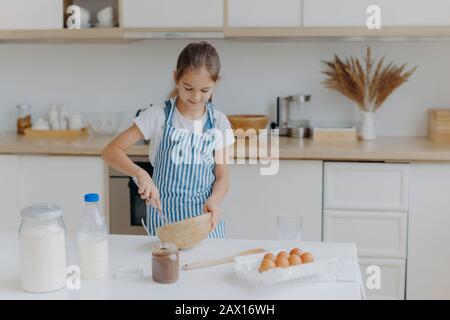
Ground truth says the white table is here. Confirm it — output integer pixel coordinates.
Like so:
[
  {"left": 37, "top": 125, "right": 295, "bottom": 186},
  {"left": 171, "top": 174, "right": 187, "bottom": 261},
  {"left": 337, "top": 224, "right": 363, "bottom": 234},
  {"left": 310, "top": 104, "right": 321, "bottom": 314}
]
[{"left": 0, "top": 231, "right": 362, "bottom": 300}]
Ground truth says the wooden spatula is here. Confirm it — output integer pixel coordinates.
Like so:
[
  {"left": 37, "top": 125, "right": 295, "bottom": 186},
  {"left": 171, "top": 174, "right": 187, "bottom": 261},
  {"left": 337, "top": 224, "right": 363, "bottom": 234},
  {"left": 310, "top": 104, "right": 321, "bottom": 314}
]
[{"left": 182, "top": 248, "right": 267, "bottom": 270}]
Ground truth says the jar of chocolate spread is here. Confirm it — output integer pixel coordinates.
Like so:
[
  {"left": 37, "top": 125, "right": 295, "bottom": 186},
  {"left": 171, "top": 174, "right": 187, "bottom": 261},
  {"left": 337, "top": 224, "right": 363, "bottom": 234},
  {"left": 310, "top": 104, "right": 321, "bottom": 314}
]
[{"left": 152, "top": 243, "right": 179, "bottom": 284}]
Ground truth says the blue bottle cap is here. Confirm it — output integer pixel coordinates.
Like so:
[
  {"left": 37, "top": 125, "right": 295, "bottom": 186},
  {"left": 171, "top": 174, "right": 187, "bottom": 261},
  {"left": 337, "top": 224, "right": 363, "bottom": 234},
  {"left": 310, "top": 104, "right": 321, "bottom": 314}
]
[{"left": 84, "top": 193, "right": 99, "bottom": 202}]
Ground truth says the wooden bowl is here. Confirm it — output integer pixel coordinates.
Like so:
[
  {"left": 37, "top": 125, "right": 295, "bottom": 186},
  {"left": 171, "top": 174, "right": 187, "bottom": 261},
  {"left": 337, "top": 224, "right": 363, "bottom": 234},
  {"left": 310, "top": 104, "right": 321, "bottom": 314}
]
[
  {"left": 227, "top": 115, "right": 269, "bottom": 137},
  {"left": 156, "top": 213, "right": 212, "bottom": 249}
]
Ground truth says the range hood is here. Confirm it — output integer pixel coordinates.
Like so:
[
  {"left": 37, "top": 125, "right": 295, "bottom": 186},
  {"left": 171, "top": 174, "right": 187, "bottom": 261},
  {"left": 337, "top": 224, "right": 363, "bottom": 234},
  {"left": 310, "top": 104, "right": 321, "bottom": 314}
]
[{"left": 122, "top": 31, "right": 225, "bottom": 40}]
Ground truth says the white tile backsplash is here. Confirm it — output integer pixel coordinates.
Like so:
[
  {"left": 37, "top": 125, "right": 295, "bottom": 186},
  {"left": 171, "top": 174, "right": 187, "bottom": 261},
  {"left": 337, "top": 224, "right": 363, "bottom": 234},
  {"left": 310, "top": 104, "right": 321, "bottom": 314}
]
[{"left": 0, "top": 39, "right": 448, "bottom": 136}]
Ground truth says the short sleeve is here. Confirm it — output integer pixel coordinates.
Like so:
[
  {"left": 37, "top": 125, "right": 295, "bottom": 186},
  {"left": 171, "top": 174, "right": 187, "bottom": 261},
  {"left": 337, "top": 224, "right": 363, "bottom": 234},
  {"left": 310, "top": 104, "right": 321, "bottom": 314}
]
[
  {"left": 214, "top": 111, "right": 236, "bottom": 150},
  {"left": 133, "top": 105, "right": 164, "bottom": 141}
]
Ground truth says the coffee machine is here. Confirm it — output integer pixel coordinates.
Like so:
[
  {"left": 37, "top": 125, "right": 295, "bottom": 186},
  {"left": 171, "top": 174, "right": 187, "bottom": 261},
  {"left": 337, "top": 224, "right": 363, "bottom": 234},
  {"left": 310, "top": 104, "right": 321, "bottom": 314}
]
[{"left": 270, "top": 94, "right": 311, "bottom": 138}]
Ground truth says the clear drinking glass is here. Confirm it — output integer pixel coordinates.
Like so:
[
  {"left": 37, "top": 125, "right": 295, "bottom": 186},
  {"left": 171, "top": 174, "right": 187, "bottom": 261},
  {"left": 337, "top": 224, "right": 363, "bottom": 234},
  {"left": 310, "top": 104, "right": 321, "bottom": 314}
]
[{"left": 277, "top": 216, "right": 303, "bottom": 248}]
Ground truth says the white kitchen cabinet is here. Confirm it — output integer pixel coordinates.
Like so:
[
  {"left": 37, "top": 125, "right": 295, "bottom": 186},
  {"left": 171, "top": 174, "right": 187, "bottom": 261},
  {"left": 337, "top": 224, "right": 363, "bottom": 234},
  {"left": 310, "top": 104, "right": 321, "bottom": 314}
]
[
  {"left": 18, "top": 156, "right": 107, "bottom": 237},
  {"left": 0, "top": 155, "right": 21, "bottom": 231},
  {"left": 227, "top": 0, "right": 302, "bottom": 27},
  {"left": 324, "top": 210, "right": 407, "bottom": 259},
  {"left": 407, "top": 163, "right": 450, "bottom": 299},
  {"left": 122, "top": 0, "right": 223, "bottom": 28},
  {"left": 324, "top": 162, "right": 409, "bottom": 212},
  {"left": 303, "top": 0, "right": 450, "bottom": 27},
  {"left": 323, "top": 161, "right": 409, "bottom": 300},
  {"left": 0, "top": 0, "right": 63, "bottom": 30},
  {"left": 222, "top": 160, "right": 322, "bottom": 241},
  {"left": 359, "top": 258, "right": 406, "bottom": 300}
]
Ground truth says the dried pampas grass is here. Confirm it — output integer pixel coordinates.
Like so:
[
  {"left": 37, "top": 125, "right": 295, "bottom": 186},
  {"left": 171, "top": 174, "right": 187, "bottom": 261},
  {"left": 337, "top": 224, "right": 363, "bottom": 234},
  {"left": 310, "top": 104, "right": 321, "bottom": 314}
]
[{"left": 322, "top": 47, "right": 417, "bottom": 112}]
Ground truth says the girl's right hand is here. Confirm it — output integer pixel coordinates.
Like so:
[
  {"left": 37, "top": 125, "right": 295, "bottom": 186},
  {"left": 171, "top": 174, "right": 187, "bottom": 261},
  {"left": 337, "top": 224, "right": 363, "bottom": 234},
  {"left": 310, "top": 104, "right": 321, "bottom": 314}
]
[{"left": 136, "top": 171, "right": 162, "bottom": 210}]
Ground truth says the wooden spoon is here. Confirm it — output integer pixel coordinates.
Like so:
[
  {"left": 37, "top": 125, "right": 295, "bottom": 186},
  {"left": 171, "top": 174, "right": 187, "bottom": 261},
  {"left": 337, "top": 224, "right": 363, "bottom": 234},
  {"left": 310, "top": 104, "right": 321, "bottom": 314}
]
[{"left": 182, "top": 248, "right": 267, "bottom": 270}]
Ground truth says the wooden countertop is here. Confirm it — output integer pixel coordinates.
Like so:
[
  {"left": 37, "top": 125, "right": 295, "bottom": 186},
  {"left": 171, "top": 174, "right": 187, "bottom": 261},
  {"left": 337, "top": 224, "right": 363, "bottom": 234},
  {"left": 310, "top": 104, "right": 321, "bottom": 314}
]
[
  {"left": 1, "top": 131, "right": 450, "bottom": 162},
  {"left": 0, "top": 132, "right": 147, "bottom": 157}
]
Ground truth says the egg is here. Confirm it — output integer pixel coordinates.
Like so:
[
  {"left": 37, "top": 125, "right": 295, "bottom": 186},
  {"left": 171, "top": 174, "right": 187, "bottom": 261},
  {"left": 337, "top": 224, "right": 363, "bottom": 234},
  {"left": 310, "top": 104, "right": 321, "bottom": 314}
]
[
  {"left": 275, "top": 257, "right": 290, "bottom": 268},
  {"left": 263, "top": 253, "right": 276, "bottom": 261},
  {"left": 289, "top": 248, "right": 303, "bottom": 256},
  {"left": 259, "top": 258, "right": 276, "bottom": 273},
  {"left": 288, "top": 254, "right": 302, "bottom": 266},
  {"left": 300, "top": 252, "right": 314, "bottom": 263},
  {"left": 276, "top": 251, "right": 289, "bottom": 259}
]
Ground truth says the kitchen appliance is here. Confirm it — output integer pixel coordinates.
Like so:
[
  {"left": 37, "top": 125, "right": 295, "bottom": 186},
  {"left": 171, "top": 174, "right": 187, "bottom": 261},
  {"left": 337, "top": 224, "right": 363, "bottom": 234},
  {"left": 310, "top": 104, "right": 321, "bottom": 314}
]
[
  {"left": 270, "top": 95, "right": 311, "bottom": 138},
  {"left": 109, "top": 156, "right": 153, "bottom": 235}
]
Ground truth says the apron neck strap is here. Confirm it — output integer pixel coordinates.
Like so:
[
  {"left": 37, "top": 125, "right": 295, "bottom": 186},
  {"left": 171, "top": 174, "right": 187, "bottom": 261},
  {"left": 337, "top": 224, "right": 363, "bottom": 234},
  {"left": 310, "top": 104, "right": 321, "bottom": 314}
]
[{"left": 163, "top": 97, "right": 216, "bottom": 130}]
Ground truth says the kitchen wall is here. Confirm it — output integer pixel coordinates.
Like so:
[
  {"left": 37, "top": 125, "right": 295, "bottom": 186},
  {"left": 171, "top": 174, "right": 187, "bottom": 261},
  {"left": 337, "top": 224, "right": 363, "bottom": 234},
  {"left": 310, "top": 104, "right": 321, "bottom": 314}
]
[{"left": 1, "top": 39, "right": 450, "bottom": 136}]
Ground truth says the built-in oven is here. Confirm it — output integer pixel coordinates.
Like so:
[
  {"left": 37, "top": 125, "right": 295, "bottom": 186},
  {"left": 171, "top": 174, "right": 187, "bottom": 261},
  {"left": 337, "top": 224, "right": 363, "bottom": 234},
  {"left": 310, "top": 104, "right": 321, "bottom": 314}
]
[{"left": 109, "top": 156, "right": 153, "bottom": 235}]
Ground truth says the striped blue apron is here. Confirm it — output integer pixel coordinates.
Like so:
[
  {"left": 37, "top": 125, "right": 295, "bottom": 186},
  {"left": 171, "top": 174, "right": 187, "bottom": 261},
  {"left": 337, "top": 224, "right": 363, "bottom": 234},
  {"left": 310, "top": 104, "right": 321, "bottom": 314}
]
[{"left": 145, "top": 97, "right": 225, "bottom": 239}]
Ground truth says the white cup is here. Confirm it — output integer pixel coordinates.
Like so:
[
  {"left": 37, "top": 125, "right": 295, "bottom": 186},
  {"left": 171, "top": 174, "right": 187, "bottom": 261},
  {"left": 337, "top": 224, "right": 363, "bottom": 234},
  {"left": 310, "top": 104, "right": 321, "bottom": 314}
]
[
  {"left": 68, "top": 114, "right": 84, "bottom": 130},
  {"left": 97, "top": 6, "right": 114, "bottom": 25}
]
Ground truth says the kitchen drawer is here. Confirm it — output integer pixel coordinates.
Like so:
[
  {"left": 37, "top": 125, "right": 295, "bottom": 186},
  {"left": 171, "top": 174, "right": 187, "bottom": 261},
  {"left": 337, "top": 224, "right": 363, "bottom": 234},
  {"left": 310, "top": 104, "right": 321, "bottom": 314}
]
[
  {"left": 324, "top": 162, "right": 409, "bottom": 211},
  {"left": 0, "top": 0, "right": 63, "bottom": 30},
  {"left": 323, "top": 210, "right": 407, "bottom": 259},
  {"left": 359, "top": 258, "right": 406, "bottom": 300}
]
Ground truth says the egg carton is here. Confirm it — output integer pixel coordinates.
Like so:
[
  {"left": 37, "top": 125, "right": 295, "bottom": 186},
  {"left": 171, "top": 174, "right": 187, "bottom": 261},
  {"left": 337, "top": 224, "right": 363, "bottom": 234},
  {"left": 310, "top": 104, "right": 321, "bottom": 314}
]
[{"left": 233, "top": 252, "right": 339, "bottom": 285}]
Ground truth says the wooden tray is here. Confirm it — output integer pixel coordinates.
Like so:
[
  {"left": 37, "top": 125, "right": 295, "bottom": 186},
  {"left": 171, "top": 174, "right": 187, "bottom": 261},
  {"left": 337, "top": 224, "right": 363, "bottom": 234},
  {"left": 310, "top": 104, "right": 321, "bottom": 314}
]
[
  {"left": 24, "top": 127, "right": 89, "bottom": 139},
  {"left": 312, "top": 127, "right": 357, "bottom": 142}
]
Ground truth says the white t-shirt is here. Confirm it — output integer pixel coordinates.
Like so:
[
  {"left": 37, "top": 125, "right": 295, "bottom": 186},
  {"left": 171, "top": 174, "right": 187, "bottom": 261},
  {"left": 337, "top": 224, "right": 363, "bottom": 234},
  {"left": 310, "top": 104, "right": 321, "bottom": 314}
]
[{"left": 134, "top": 100, "right": 235, "bottom": 166}]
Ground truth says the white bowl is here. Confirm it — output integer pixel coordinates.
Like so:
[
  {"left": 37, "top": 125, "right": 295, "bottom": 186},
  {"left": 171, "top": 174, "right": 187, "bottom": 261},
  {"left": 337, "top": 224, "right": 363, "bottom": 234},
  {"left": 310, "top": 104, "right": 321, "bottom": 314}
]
[
  {"left": 97, "top": 6, "right": 114, "bottom": 25},
  {"left": 79, "top": 7, "right": 91, "bottom": 26}
]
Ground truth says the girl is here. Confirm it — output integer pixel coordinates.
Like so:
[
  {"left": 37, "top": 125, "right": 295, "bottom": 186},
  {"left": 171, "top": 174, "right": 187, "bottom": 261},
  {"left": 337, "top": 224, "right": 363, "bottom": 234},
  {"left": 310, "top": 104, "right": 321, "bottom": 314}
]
[{"left": 102, "top": 41, "right": 235, "bottom": 238}]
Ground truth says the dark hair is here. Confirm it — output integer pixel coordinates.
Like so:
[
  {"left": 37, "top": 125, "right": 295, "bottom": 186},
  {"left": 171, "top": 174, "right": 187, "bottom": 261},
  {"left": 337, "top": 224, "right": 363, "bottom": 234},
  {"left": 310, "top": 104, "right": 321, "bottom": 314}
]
[{"left": 174, "top": 41, "right": 221, "bottom": 83}]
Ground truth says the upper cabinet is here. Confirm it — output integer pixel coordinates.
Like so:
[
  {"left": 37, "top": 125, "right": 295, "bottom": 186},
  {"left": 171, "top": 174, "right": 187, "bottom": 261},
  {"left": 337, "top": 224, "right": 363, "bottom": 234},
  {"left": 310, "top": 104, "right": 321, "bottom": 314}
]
[
  {"left": 227, "top": 0, "right": 302, "bottom": 27},
  {"left": 303, "top": 0, "right": 450, "bottom": 27},
  {"left": 121, "top": 0, "right": 223, "bottom": 28},
  {"left": 3, "top": 0, "right": 450, "bottom": 40},
  {"left": 0, "top": 0, "right": 63, "bottom": 30}
]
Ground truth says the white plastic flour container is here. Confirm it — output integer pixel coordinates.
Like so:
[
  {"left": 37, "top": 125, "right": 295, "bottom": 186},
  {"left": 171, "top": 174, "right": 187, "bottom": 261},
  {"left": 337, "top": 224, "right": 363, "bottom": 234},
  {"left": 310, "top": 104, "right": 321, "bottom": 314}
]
[{"left": 19, "top": 203, "right": 67, "bottom": 293}]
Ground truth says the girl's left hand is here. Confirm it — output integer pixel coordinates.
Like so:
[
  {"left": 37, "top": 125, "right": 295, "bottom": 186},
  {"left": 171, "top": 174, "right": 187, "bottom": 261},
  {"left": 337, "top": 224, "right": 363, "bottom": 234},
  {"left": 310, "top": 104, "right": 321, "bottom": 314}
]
[{"left": 203, "top": 199, "right": 223, "bottom": 231}]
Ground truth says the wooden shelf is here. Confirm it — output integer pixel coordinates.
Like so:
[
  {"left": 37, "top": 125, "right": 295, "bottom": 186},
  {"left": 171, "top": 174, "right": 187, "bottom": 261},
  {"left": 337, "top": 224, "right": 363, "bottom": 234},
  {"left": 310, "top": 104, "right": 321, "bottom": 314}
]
[
  {"left": 3, "top": 26, "right": 450, "bottom": 42},
  {"left": 224, "top": 26, "right": 450, "bottom": 39},
  {"left": 0, "top": 28, "right": 123, "bottom": 42},
  {"left": 122, "top": 27, "right": 224, "bottom": 39}
]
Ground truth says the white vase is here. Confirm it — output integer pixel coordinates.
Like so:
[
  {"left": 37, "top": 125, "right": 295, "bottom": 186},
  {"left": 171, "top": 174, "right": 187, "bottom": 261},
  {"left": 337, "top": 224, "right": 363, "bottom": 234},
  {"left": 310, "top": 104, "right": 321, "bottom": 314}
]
[{"left": 360, "top": 111, "right": 376, "bottom": 140}]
